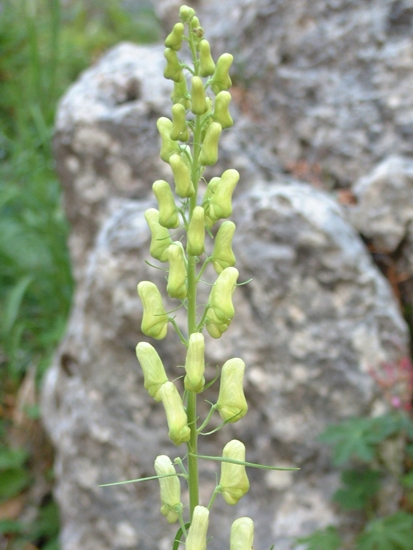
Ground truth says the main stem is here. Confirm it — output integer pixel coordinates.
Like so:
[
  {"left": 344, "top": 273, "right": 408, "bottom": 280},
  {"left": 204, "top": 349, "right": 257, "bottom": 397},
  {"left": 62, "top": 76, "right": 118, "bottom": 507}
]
[{"left": 186, "top": 112, "right": 202, "bottom": 519}]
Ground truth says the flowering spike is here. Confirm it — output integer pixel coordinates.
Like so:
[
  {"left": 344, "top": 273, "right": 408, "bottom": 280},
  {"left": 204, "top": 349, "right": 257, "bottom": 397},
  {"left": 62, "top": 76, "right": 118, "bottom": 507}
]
[
  {"left": 211, "top": 53, "right": 233, "bottom": 95},
  {"left": 212, "top": 91, "right": 233, "bottom": 129},
  {"left": 157, "top": 117, "right": 180, "bottom": 163},
  {"left": 169, "top": 153, "right": 195, "bottom": 198},
  {"left": 165, "top": 22, "right": 185, "bottom": 51},
  {"left": 205, "top": 267, "right": 239, "bottom": 338},
  {"left": 135, "top": 342, "right": 168, "bottom": 401},
  {"left": 154, "top": 455, "right": 182, "bottom": 523},
  {"left": 137, "top": 281, "right": 169, "bottom": 340},
  {"left": 199, "top": 39, "right": 216, "bottom": 77},
  {"left": 159, "top": 382, "right": 191, "bottom": 445},
  {"left": 184, "top": 333, "right": 205, "bottom": 393},
  {"left": 166, "top": 242, "right": 187, "bottom": 300},
  {"left": 230, "top": 517, "right": 254, "bottom": 550},
  {"left": 217, "top": 357, "right": 248, "bottom": 422},
  {"left": 212, "top": 221, "right": 236, "bottom": 274},
  {"left": 185, "top": 506, "right": 209, "bottom": 550},
  {"left": 199, "top": 122, "right": 222, "bottom": 166},
  {"left": 144, "top": 208, "right": 172, "bottom": 262},
  {"left": 187, "top": 206, "right": 205, "bottom": 256},
  {"left": 152, "top": 180, "right": 180, "bottom": 229},
  {"left": 164, "top": 48, "right": 184, "bottom": 82},
  {"left": 203, "top": 169, "right": 240, "bottom": 228},
  {"left": 219, "top": 440, "right": 250, "bottom": 505},
  {"left": 191, "top": 76, "right": 208, "bottom": 115},
  {"left": 171, "top": 103, "right": 189, "bottom": 142}
]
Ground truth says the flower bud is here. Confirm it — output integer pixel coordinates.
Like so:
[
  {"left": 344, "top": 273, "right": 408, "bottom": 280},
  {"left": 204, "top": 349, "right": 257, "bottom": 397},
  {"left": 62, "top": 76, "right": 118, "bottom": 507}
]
[
  {"left": 166, "top": 242, "right": 187, "bottom": 300},
  {"left": 185, "top": 506, "right": 209, "bottom": 550},
  {"left": 137, "top": 281, "right": 169, "bottom": 340},
  {"left": 212, "top": 91, "right": 233, "bottom": 129},
  {"left": 135, "top": 342, "right": 168, "bottom": 401},
  {"left": 169, "top": 153, "right": 194, "bottom": 198},
  {"left": 184, "top": 333, "right": 205, "bottom": 393},
  {"left": 212, "top": 221, "right": 236, "bottom": 274},
  {"left": 171, "top": 78, "right": 191, "bottom": 109},
  {"left": 199, "top": 122, "right": 222, "bottom": 166},
  {"left": 164, "top": 48, "right": 184, "bottom": 82},
  {"left": 159, "top": 381, "right": 191, "bottom": 445},
  {"left": 205, "top": 267, "right": 238, "bottom": 338},
  {"left": 187, "top": 206, "right": 205, "bottom": 256},
  {"left": 191, "top": 76, "right": 208, "bottom": 115},
  {"left": 165, "top": 22, "right": 185, "bottom": 51},
  {"left": 199, "top": 39, "right": 215, "bottom": 77},
  {"left": 219, "top": 440, "right": 250, "bottom": 505},
  {"left": 154, "top": 455, "right": 182, "bottom": 524},
  {"left": 179, "top": 5, "right": 195, "bottom": 22},
  {"left": 217, "top": 358, "right": 248, "bottom": 422},
  {"left": 190, "top": 16, "right": 201, "bottom": 30},
  {"left": 230, "top": 517, "right": 254, "bottom": 550},
  {"left": 152, "top": 180, "right": 180, "bottom": 229},
  {"left": 157, "top": 117, "right": 180, "bottom": 163},
  {"left": 203, "top": 169, "right": 240, "bottom": 228},
  {"left": 144, "top": 208, "right": 172, "bottom": 262},
  {"left": 171, "top": 103, "right": 189, "bottom": 142},
  {"left": 211, "top": 53, "right": 233, "bottom": 95}
]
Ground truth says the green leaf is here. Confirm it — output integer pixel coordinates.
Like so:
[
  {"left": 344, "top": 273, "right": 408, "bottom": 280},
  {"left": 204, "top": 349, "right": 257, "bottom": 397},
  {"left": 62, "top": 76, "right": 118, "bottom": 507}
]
[
  {"left": 1, "top": 275, "right": 33, "bottom": 334},
  {"left": 0, "top": 519, "right": 25, "bottom": 535},
  {"left": 333, "top": 469, "right": 381, "bottom": 511},
  {"left": 173, "top": 522, "right": 191, "bottom": 550},
  {"left": 190, "top": 453, "right": 299, "bottom": 470},
  {"left": 99, "top": 472, "right": 184, "bottom": 487},
  {"left": 296, "top": 526, "right": 342, "bottom": 550},
  {"left": 0, "top": 447, "right": 28, "bottom": 470},
  {"left": 0, "top": 468, "right": 31, "bottom": 501},
  {"left": 356, "top": 512, "right": 413, "bottom": 550}
]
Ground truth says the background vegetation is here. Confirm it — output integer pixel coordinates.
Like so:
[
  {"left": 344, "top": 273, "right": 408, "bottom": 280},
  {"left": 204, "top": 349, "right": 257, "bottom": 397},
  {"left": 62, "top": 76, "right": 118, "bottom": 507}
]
[{"left": 0, "top": 1, "right": 159, "bottom": 547}]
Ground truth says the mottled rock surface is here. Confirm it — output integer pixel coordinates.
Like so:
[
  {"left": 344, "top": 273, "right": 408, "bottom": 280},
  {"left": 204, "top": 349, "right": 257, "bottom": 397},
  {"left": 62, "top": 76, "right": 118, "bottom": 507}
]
[{"left": 157, "top": 0, "right": 413, "bottom": 186}]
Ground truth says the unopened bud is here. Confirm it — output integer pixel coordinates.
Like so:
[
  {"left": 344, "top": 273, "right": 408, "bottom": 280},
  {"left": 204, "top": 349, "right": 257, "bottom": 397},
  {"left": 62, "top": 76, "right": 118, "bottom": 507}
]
[
  {"left": 171, "top": 104, "right": 189, "bottom": 142},
  {"left": 171, "top": 79, "right": 191, "bottom": 109},
  {"left": 179, "top": 5, "right": 195, "bottom": 22},
  {"left": 169, "top": 153, "right": 194, "bottom": 198},
  {"left": 199, "top": 122, "right": 222, "bottom": 166},
  {"left": 190, "top": 76, "right": 208, "bottom": 115},
  {"left": 164, "top": 48, "right": 184, "bottom": 82},
  {"left": 187, "top": 206, "right": 205, "bottom": 256},
  {"left": 190, "top": 16, "right": 200, "bottom": 30},
  {"left": 166, "top": 242, "right": 187, "bottom": 300},
  {"left": 205, "top": 267, "right": 239, "bottom": 338},
  {"left": 217, "top": 358, "right": 248, "bottom": 423},
  {"left": 152, "top": 180, "right": 180, "bottom": 229},
  {"left": 165, "top": 22, "right": 185, "bottom": 51},
  {"left": 199, "top": 40, "right": 215, "bottom": 77},
  {"left": 212, "top": 91, "right": 233, "bottom": 129},
  {"left": 157, "top": 117, "right": 180, "bottom": 163},
  {"left": 137, "top": 281, "right": 169, "bottom": 340},
  {"left": 144, "top": 208, "right": 172, "bottom": 262},
  {"left": 230, "top": 517, "right": 254, "bottom": 550},
  {"left": 219, "top": 440, "right": 250, "bottom": 505},
  {"left": 135, "top": 342, "right": 168, "bottom": 401},
  {"left": 212, "top": 221, "right": 236, "bottom": 273},
  {"left": 184, "top": 333, "right": 205, "bottom": 393},
  {"left": 186, "top": 506, "right": 209, "bottom": 550},
  {"left": 159, "top": 381, "right": 191, "bottom": 445},
  {"left": 154, "top": 455, "right": 182, "bottom": 524},
  {"left": 211, "top": 53, "right": 233, "bottom": 95},
  {"left": 203, "top": 169, "right": 239, "bottom": 228}
]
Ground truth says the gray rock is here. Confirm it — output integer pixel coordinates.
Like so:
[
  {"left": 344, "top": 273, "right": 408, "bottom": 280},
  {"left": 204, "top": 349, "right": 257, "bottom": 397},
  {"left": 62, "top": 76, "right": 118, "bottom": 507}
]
[
  {"left": 156, "top": 0, "right": 413, "bottom": 186},
  {"left": 350, "top": 156, "right": 413, "bottom": 274},
  {"left": 42, "top": 180, "right": 409, "bottom": 550}
]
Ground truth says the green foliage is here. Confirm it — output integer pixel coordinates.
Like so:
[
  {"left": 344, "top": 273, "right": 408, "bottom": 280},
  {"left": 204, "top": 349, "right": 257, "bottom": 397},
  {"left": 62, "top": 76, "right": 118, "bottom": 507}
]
[
  {"left": 298, "top": 411, "right": 413, "bottom": 550},
  {"left": 296, "top": 526, "right": 342, "bottom": 550},
  {"left": 356, "top": 512, "right": 413, "bottom": 550},
  {"left": 333, "top": 468, "right": 381, "bottom": 511}
]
